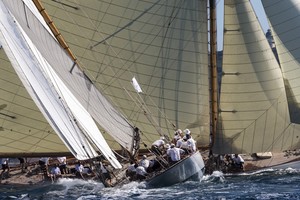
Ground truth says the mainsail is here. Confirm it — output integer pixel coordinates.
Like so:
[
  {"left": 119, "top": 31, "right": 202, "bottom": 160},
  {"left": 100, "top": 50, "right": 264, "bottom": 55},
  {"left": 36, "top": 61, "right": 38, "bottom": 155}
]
[
  {"left": 40, "top": 0, "right": 211, "bottom": 147},
  {"left": 214, "top": 0, "right": 300, "bottom": 154}
]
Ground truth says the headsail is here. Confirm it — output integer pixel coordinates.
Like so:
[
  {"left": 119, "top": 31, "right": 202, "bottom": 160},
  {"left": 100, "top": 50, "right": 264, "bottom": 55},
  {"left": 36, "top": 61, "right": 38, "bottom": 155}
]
[
  {"left": 262, "top": 0, "right": 300, "bottom": 124},
  {"left": 0, "top": 0, "right": 123, "bottom": 168},
  {"left": 214, "top": 0, "right": 300, "bottom": 154},
  {"left": 38, "top": 52, "right": 121, "bottom": 168},
  {"left": 1, "top": 0, "right": 136, "bottom": 154},
  {"left": 40, "top": 0, "right": 211, "bottom": 147},
  {"left": 0, "top": 1, "right": 97, "bottom": 160}
]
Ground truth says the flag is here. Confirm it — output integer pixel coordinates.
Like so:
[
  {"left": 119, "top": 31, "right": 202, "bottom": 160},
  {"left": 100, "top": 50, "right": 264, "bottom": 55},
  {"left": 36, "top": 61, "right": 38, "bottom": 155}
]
[{"left": 131, "top": 77, "right": 143, "bottom": 93}]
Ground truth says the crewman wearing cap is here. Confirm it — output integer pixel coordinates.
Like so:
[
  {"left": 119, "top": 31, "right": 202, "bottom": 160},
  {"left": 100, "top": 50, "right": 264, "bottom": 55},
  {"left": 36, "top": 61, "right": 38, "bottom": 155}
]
[{"left": 151, "top": 137, "right": 165, "bottom": 155}]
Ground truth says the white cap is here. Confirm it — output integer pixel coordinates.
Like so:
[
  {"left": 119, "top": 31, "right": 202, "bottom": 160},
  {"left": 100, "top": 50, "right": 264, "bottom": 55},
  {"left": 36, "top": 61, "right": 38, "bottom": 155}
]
[
  {"left": 165, "top": 144, "right": 170, "bottom": 148},
  {"left": 184, "top": 129, "right": 191, "bottom": 135},
  {"left": 160, "top": 136, "right": 165, "bottom": 140}
]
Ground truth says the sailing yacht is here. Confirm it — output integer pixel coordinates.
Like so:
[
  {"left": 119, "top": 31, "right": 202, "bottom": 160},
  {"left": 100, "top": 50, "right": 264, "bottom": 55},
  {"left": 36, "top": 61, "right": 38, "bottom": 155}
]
[
  {"left": 1, "top": 0, "right": 300, "bottom": 186},
  {"left": 0, "top": 0, "right": 205, "bottom": 187},
  {"left": 37, "top": 0, "right": 300, "bottom": 171}
]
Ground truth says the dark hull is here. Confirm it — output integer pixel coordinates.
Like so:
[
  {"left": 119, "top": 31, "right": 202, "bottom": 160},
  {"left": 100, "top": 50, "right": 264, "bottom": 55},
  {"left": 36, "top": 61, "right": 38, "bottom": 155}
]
[{"left": 146, "top": 151, "right": 205, "bottom": 188}]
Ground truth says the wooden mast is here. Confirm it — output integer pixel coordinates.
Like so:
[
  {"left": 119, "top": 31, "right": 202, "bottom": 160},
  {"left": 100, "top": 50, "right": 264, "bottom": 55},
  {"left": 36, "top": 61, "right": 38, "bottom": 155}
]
[
  {"left": 209, "top": 0, "right": 218, "bottom": 149},
  {"left": 32, "top": 0, "right": 81, "bottom": 70}
]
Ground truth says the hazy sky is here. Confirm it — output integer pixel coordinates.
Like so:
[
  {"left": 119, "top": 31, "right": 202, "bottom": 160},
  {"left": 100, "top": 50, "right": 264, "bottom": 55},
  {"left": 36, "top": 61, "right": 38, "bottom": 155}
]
[{"left": 216, "top": 0, "right": 269, "bottom": 50}]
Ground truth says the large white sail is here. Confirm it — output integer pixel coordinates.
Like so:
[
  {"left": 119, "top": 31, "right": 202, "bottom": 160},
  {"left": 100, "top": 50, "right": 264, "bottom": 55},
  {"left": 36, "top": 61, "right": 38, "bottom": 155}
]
[
  {"left": 2, "top": 0, "right": 136, "bottom": 153},
  {"left": 39, "top": 57, "right": 121, "bottom": 168},
  {"left": 0, "top": 1, "right": 97, "bottom": 160},
  {"left": 0, "top": 1, "right": 122, "bottom": 168},
  {"left": 40, "top": 0, "right": 210, "bottom": 147},
  {"left": 0, "top": 47, "right": 68, "bottom": 156},
  {"left": 262, "top": 0, "right": 300, "bottom": 124},
  {"left": 214, "top": 0, "right": 300, "bottom": 154}
]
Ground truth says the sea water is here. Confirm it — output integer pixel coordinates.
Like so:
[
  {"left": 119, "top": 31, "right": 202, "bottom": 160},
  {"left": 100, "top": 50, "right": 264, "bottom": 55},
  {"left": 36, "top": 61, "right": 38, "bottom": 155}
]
[{"left": 1, "top": 169, "right": 300, "bottom": 200}]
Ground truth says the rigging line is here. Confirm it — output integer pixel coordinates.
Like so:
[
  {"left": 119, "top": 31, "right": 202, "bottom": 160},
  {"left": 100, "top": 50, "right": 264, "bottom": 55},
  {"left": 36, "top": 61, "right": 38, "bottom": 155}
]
[
  {"left": 58, "top": 0, "right": 164, "bottom": 88},
  {"left": 139, "top": 91, "right": 176, "bottom": 133},
  {"left": 51, "top": 0, "right": 79, "bottom": 10},
  {"left": 72, "top": 1, "right": 172, "bottom": 126},
  {"left": 36, "top": 1, "right": 136, "bottom": 145},
  {"left": 96, "top": 0, "right": 192, "bottom": 105},
  {"left": 93, "top": 5, "right": 167, "bottom": 90},
  {"left": 40, "top": 0, "right": 136, "bottom": 130},
  {"left": 112, "top": 149, "right": 130, "bottom": 161},
  {"left": 150, "top": 0, "right": 184, "bottom": 129},
  {"left": 123, "top": 87, "right": 166, "bottom": 139},
  {"left": 90, "top": 0, "right": 161, "bottom": 49},
  {"left": 43, "top": 1, "right": 203, "bottom": 134},
  {"left": 51, "top": 0, "right": 103, "bottom": 73},
  {"left": 53, "top": 0, "right": 160, "bottom": 85},
  {"left": 56, "top": 0, "right": 197, "bottom": 115},
  {"left": 93, "top": 1, "right": 204, "bottom": 134}
]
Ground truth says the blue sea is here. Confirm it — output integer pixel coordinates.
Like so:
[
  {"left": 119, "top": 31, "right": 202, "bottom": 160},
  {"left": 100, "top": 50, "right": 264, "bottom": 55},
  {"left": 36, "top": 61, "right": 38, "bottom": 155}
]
[{"left": 1, "top": 169, "right": 300, "bottom": 200}]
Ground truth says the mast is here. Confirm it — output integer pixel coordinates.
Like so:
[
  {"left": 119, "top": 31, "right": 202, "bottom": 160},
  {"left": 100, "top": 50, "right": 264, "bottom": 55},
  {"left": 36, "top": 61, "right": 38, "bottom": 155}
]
[
  {"left": 32, "top": 0, "right": 80, "bottom": 69},
  {"left": 209, "top": 0, "right": 218, "bottom": 149}
]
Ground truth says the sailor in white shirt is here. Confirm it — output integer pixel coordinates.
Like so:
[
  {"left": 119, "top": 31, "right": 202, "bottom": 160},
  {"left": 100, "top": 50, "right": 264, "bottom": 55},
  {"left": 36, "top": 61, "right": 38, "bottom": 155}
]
[
  {"left": 180, "top": 136, "right": 190, "bottom": 153},
  {"left": 151, "top": 137, "right": 165, "bottom": 155},
  {"left": 165, "top": 144, "right": 171, "bottom": 154},
  {"left": 168, "top": 144, "right": 185, "bottom": 164},
  {"left": 176, "top": 137, "right": 183, "bottom": 148},
  {"left": 232, "top": 154, "right": 244, "bottom": 169},
  {"left": 173, "top": 129, "right": 182, "bottom": 144},
  {"left": 187, "top": 137, "right": 197, "bottom": 153},
  {"left": 184, "top": 129, "right": 191, "bottom": 139},
  {"left": 139, "top": 155, "right": 150, "bottom": 170},
  {"left": 135, "top": 164, "right": 148, "bottom": 180}
]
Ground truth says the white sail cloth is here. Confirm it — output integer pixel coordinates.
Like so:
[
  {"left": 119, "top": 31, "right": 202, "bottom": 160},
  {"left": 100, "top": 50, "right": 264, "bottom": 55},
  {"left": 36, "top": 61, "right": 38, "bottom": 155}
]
[
  {"left": 0, "top": 1, "right": 121, "bottom": 168},
  {"left": 214, "top": 0, "right": 300, "bottom": 154},
  {"left": 262, "top": 0, "right": 300, "bottom": 123},
  {"left": 38, "top": 0, "right": 211, "bottom": 147},
  {"left": 0, "top": 1, "right": 94, "bottom": 160},
  {"left": 1, "top": 0, "right": 136, "bottom": 153}
]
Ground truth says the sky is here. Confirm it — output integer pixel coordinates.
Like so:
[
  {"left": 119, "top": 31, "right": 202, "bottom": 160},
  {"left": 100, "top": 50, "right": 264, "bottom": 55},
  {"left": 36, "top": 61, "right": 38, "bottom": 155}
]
[{"left": 216, "top": 0, "right": 269, "bottom": 50}]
